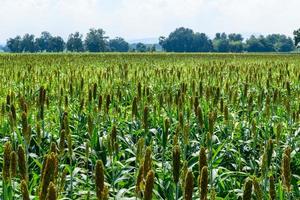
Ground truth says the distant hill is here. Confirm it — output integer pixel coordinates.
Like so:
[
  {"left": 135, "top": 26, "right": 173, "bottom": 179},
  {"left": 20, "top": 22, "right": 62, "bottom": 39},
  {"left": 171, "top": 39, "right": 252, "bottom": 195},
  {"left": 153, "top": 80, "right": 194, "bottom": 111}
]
[
  {"left": 129, "top": 43, "right": 162, "bottom": 52},
  {"left": 128, "top": 37, "right": 159, "bottom": 44},
  {"left": 128, "top": 37, "right": 162, "bottom": 51}
]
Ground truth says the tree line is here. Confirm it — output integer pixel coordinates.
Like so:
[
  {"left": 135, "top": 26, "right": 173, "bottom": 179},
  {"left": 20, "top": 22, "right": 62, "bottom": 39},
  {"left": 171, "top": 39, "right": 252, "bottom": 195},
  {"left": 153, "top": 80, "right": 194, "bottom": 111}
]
[
  {"left": 159, "top": 27, "right": 298, "bottom": 52},
  {"left": 3, "top": 28, "right": 156, "bottom": 53},
  {"left": 4, "top": 29, "right": 130, "bottom": 53},
  {"left": 2, "top": 27, "right": 300, "bottom": 53}
]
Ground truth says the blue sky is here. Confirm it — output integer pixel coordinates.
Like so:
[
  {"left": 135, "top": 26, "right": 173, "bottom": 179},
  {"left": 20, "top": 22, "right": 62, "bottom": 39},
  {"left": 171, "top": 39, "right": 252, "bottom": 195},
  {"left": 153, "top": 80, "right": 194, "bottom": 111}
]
[{"left": 0, "top": 0, "right": 299, "bottom": 43}]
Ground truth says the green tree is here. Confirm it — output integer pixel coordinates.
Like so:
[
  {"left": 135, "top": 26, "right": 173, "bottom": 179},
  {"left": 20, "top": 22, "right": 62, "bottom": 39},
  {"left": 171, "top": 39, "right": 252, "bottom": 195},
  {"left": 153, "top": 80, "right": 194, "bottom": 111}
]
[
  {"left": 20, "top": 34, "right": 36, "bottom": 52},
  {"left": 275, "top": 39, "right": 294, "bottom": 52},
  {"left": 159, "top": 27, "right": 212, "bottom": 52},
  {"left": 6, "top": 36, "right": 22, "bottom": 52},
  {"left": 159, "top": 27, "right": 194, "bottom": 52},
  {"left": 109, "top": 37, "right": 129, "bottom": 52},
  {"left": 229, "top": 41, "right": 244, "bottom": 52},
  {"left": 228, "top": 33, "right": 244, "bottom": 52},
  {"left": 293, "top": 29, "right": 300, "bottom": 48},
  {"left": 213, "top": 33, "right": 230, "bottom": 52},
  {"left": 192, "top": 33, "right": 213, "bottom": 52},
  {"left": 136, "top": 43, "right": 147, "bottom": 52},
  {"left": 246, "top": 35, "right": 273, "bottom": 52},
  {"left": 85, "top": 28, "right": 109, "bottom": 52},
  {"left": 228, "top": 33, "right": 243, "bottom": 41},
  {"left": 66, "top": 32, "right": 84, "bottom": 52},
  {"left": 266, "top": 34, "right": 294, "bottom": 52},
  {"left": 48, "top": 36, "right": 65, "bottom": 52},
  {"left": 259, "top": 35, "right": 274, "bottom": 52},
  {"left": 246, "top": 36, "right": 264, "bottom": 52},
  {"left": 246, "top": 34, "right": 294, "bottom": 52},
  {"left": 35, "top": 32, "right": 52, "bottom": 52},
  {"left": 150, "top": 44, "right": 156, "bottom": 52}
]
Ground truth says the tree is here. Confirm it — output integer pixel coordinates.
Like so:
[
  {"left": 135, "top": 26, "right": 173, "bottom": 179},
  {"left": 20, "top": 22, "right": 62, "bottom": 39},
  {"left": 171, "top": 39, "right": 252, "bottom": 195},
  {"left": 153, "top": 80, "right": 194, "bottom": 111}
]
[
  {"left": 136, "top": 43, "right": 147, "bottom": 52},
  {"left": 159, "top": 27, "right": 212, "bottom": 52},
  {"left": 229, "top": 41, "right": 244, "bottom": 52},
  {"left": 85, "top": 28, "right": 108, "bottom": 52},
  {"left": 150, "top": 45, "right": 156, "bottom": 52},
  {"left": 227, "top": 33, "right": 244, "bottom": 52},
  {"left": 213, "top": 33, "right": 230, "bottom": 52},
  {"left": 246, "top": 35, "right": 266, "bottom": 52},
  {"left": 293, "top": 29, "right": 300, "bottom": 48},
  {"left": 20, "top": 34, "right": 36, "bottom": 52},
  {"left": 6, "top": 36, "right": 22, "bottom": 52},
  {"left": 245, "top": 35, "right": 274, "bottom": 52},
  {"left": 66, "top": 32, "right": 84, "bottom": 52},
  {"left": 108, "top": 37, "right": 129, "bottom": 52},
  {"left": 48, "top": 36, "right": 65, "bottom": 52},
  {"left": 159, "top": 27, "right": 194, "bottom": 52},
  {"left": 245, "top": 34, "right": 294, "bottom": 52},
  {"left": 266, "top": 34, "right": 294, "bottom": 52},
  {"left": 275, "top": 39, "right": 294, "bottom": 52},
  {"left": 213, "top": 39, "right": 229, "bottom": 52},
  {"left": 192, "top": 33, "right": 213, "bottom": 52},
  {"left": 35, "top": 32, "right": 65, "bottom": 52},
  {"left": 35, "top": 32, "right": 52, "bottom": 52},
  {"left": 228, "top": 33, "right": 243, "bottom": 42}
]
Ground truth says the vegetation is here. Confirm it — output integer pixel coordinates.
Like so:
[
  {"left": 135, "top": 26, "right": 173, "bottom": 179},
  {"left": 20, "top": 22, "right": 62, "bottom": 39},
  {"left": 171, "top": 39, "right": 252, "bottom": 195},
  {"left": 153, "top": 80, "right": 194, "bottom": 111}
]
[
  {"left": 293, "top": 29, "right": 300, "bottom": 48},
  {"left": 109, "top": 38, "right": 130, "bottom": 52},
  {"left": 66, "top": 32, "right": 85, "bottom": 52},
  {"left": 3, "top": 27, "right": 300, "bottom": 53},
  {"left": 159, "top": 28, "right": 213, "bottom": 52},
  {"left": 159, "top": 28, "right": 295, "bottom": 53},
  {"left": 0, "top": 53, "right": 299, "bottom": 200},
  {"left": 5, "top": 29, "right": 130, "bottom": 53}
]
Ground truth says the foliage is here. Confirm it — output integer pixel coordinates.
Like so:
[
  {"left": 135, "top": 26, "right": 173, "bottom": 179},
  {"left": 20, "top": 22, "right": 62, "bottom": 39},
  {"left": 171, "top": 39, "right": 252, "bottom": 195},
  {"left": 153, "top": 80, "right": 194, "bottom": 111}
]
[
  {"left": 7, "top": 32, "right": 65, "bottom": 53},
  {"left": 246, "top": 34, "right": 294, "bottom": 52},
  {"left": 66, "top": 32, "right": 84, "bottom": 52},
  {"left": 109, "top": 37, "right": 129, "bottom": 52},
  {"left": 48, "top": 36, "right": 65, "bottom": 52},
  {"left": 6, "top": 36, "right": 22, "bottom": 53},
  {"left": 293, "top": 28, "right": 300, "bottom": 48},
  {"left": 159, "top": 27, "right": 212, "bottom": 52},
  {"left": 0, "top": 53, "right": 299, "bottom": 199},
  {"left": 213, "top": 33, "right": 230, "bottom": 52},
  {"left": 160, "top": 29, "right": 295, "bottom": 53},
  {"left": 135, "top": 42, "right": 147, "bottom": 52},
  {"left": 20, "top": 34, "right": 36, "bottom": 53},
  {"left": 35, "top": 31, "right": 53, "bottom": 52},
  {"left": 84, "top": 28, "right": 109, "bottom": 52},
  {"left": 4, "top": 27, "right": 299, "bottom": 53}
]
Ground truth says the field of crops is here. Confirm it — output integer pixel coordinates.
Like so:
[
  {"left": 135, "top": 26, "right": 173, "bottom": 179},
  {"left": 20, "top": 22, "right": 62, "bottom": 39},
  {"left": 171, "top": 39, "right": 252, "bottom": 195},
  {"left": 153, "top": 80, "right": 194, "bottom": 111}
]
[{"left": 0, "top": 53, "right": 299, "bottom": 200}]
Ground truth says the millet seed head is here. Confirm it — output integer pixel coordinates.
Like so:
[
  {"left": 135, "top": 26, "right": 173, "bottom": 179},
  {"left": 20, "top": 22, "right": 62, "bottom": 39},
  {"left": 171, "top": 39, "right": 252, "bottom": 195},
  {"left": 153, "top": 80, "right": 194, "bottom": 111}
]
[
  {"left": 242, "top": 178, "right": 253, "bottom": 200},
  {"left": 144, "top": 170, "right": 155, "bottom": 200},
  {"left": 199, "top": 166, "right": 208, "bottom": 200},
  {"left": 184, "top": 170, "right": 194, "bottom": 200},
  {"left": 95, "top": 160, "right": 105, "bottom": 199},
  {"left": 2, "top": 141, "right": 12, "bottom": 182},
  {"left": 172, "top": 145, "right": 181, "bottom": 184},
  {"left": 10, "top": 151, "right": 18, "bottom": 178}
]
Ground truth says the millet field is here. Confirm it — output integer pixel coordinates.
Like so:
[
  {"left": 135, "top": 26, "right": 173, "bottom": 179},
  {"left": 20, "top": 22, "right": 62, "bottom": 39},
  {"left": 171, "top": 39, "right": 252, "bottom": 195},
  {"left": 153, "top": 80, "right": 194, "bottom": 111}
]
[{"left": 0, "top": 53, "right": 299, "bottom": 200}]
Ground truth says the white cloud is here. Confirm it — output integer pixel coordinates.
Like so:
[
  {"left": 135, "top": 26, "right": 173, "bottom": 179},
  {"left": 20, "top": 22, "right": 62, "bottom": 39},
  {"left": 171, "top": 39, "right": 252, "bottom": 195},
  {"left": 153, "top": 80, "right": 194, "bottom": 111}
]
[
  {"left": 0, "top": 0, "right": 299, "bottom": 43},
  {"left": 209, "top": 0, "right": 300, "bottom": 36}
]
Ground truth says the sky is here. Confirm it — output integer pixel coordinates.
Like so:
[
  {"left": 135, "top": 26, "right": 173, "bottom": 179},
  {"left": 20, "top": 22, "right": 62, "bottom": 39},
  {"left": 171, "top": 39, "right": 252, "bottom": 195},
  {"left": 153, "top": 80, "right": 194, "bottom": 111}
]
[{"left": 0, "top": 0, "right": 300, "bottom": 44}]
